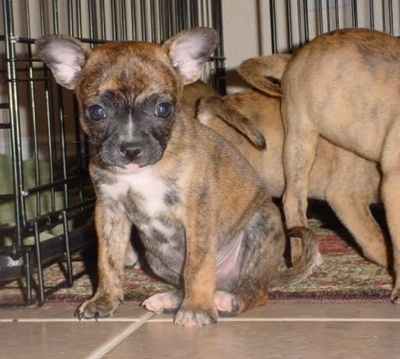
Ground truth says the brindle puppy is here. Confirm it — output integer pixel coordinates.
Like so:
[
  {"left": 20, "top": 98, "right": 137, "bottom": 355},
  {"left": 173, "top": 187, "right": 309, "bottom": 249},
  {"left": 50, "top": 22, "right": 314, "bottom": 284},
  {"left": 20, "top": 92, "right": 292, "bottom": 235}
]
[{"left": 36, "top": 28, "right": 318, "bottom": 326}]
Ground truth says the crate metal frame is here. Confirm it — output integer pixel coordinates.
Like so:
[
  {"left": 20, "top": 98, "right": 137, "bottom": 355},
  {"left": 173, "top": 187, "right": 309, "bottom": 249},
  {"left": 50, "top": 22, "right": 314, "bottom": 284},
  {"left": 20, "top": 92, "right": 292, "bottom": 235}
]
[{"left": 0, "top": 0, "right": 225, "bottom": 305}]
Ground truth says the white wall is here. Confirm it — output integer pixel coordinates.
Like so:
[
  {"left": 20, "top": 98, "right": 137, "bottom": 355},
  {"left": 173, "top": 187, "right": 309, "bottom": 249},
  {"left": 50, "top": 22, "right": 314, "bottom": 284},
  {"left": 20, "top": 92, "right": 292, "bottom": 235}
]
[{"left": 221, "top": 0, "right": 261, "bottom": 92}]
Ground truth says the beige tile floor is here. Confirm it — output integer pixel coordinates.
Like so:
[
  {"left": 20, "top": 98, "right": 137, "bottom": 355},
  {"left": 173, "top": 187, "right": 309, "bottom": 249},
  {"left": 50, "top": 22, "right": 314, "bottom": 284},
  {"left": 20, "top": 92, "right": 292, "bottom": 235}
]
[{"left": 1, "top": 301, "right": 400, "bottom": 359}]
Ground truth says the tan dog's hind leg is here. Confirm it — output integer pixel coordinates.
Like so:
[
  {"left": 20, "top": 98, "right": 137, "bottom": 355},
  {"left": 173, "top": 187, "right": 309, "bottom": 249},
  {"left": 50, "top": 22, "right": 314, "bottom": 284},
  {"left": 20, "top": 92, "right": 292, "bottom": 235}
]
[{"left": 282, "top": 103, "right": 319, "bottom": 264}]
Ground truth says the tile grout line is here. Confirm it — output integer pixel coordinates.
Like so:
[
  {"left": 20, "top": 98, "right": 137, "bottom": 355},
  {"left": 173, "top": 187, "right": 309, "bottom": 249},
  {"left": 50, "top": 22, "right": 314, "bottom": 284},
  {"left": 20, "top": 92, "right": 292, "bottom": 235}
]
[
  {"left": 83, "top": 311, "right": 155, "bottom": 359},
  {"left": 2, "top": 316, "right": 400, "bottom": 323},
  {"left": 0, "top": 317, "right": 150, "bottom": 323},
  {"left": 149, "top": 317, "right": 400, "bottom": 323}
]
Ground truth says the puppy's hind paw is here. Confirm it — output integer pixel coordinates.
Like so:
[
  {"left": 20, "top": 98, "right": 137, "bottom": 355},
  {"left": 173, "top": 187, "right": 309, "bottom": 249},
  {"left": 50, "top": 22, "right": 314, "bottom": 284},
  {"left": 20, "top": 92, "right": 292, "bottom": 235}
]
[
  {"left": 142, "top": 291, "right": 182, "bottom": 314},
  {"left": 213, "top": 290, "right": 240, "bottom": 317}
]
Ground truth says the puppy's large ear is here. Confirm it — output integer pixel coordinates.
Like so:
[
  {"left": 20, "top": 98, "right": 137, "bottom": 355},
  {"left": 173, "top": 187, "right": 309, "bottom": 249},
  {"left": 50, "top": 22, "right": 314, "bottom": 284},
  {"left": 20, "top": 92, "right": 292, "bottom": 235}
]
[
  {"left": 163, "top": 27, "right": 218, "bottom": 85},
  {"left": 35, "top": 35, "right": 90, "bottom": 90},
  {"left": 238, "top": 54, "right": 292, "bottom": 97}
]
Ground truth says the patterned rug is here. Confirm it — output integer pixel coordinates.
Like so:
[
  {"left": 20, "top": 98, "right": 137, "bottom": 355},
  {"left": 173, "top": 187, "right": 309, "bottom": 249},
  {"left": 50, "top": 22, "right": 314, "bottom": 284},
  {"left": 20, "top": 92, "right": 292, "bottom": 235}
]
[{"left": 0, "top": 202, "right": 393, "bottom": 306}]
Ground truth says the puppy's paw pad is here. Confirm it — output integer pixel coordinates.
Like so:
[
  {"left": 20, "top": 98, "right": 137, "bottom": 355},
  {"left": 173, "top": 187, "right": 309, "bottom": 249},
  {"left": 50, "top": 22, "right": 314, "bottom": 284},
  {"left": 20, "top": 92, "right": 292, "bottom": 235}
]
[
  {"left": 174, "top": 308, "right": 217, "bottom": 327},
  {"left": 142, "top": 291, "right": 182, "bottom": 314},
  {"left": 213, "top": 290, "right": 239, "bottom": 315}
]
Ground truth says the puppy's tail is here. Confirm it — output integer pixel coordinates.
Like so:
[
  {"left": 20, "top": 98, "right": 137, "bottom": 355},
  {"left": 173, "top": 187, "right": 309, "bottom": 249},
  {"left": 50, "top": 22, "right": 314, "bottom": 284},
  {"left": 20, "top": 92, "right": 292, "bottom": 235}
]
[
  {"left": 273, "top": 226, "right": 321, "bottom": 286},
  {"left": 237, "top": 54, "right": 292, "bottom": 97},
  {"left": 198, "top": 95, "right": 267, "bottom": 150}
]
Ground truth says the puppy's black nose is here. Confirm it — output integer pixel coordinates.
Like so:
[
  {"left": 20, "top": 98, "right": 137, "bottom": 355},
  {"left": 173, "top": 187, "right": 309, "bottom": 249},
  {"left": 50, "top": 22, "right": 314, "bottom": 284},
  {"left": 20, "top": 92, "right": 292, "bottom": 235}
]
[{"left": 120, "top": 142, "right": 142, "bottom": 162}]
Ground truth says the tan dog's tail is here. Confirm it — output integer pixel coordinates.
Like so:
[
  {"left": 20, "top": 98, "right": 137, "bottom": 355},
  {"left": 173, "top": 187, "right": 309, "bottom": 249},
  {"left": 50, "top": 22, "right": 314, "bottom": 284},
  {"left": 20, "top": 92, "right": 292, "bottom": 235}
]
[
  {"left": 198, "top": 95, "right": 266, "bottom": 150},
  {"left": 273, "top": 227, "right": 321, "bottom": 286},
  {"left": 237, "top": 54, "right": 292, "bottom": 97}
]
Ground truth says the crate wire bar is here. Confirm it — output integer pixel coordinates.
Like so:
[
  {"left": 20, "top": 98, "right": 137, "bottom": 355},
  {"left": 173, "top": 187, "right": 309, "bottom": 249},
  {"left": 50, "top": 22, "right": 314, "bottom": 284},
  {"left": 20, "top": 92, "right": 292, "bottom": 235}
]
[{"left": 0, "top": 0, "right": 225, "bottom": 305}]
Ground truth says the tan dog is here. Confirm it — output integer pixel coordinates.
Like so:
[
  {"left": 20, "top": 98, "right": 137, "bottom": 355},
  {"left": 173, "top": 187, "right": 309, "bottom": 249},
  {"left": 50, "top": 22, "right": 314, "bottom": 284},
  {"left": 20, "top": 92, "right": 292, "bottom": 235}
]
[
  {"left": 199, "top": 86, "right": 386, "bottom": 270},
  {"left": 249, "top": 28, "right": 399, "bottom": 302},
  {"left": 36, "top": 28, "right": 318, "bottom": 326},
  {"left": 236, "top": 53, "right": 390, "bottom": 269}
]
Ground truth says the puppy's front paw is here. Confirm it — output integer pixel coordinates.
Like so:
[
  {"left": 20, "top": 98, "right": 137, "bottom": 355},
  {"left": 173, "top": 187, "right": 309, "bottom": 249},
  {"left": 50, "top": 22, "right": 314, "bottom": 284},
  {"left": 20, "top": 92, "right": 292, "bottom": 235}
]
[
  {"left": 74, "top": 295, "right": 123, "bottom": 320},
  {"left": 142, "top": 291, "right": 182, "bottom": 314},
  {"left": 174, "top": 306, "right": 218, "bottom": 327}
]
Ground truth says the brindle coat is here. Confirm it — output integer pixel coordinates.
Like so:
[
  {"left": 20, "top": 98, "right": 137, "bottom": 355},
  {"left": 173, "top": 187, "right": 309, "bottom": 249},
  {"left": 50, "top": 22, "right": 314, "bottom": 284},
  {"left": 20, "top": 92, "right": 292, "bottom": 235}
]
[{"left": 36, "top": 28, "right": 318, "bottom": 326}]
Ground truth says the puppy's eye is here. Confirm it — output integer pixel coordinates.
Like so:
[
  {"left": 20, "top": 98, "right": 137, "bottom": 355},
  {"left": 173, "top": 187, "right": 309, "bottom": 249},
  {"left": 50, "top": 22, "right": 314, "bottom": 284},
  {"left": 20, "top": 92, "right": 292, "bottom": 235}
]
[
  {"left": 88, "top": 105, "right": 107, "bottom": 121},
  {"left": 155, "top": 102, "right": 173, "bottom": 118}
]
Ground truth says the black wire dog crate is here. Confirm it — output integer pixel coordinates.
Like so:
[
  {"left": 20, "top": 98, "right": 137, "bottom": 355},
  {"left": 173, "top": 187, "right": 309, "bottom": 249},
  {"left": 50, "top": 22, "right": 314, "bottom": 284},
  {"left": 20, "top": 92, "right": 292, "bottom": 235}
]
[
  {"left": 259, "top": 0, "right": 399, "bottom": 55},
  {"left": 0, "top": 0, "right": 225, "bottom": 305}
]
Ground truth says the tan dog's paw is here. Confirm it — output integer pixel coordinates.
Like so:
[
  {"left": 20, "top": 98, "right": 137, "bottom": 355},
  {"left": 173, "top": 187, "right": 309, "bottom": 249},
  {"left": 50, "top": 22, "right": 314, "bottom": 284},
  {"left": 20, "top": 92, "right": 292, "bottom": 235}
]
[
  {"left": 74, "top": 295, "right": 122, "bottom": 320},
  {"left": 213, "top": 290, "right": 240, "bottom": 316},
  {"left": 142, "top": 291, "right": 182, "bottom": 314},
  {"left": 174, "top": 307, "right": 218, "bottom": 327}
]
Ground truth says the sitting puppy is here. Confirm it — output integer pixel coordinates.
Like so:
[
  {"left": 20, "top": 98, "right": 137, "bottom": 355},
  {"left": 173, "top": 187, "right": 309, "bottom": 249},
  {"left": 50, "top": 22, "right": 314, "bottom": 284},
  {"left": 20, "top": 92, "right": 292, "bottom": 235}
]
[{"left": 36, "top": 28, "right": 318, "bottom": 326}]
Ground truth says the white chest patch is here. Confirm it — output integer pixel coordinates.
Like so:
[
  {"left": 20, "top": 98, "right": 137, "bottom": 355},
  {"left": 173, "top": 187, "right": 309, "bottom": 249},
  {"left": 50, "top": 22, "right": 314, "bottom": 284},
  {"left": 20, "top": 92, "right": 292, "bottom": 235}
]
[{"left": 101, "top": 168, "right": 168, "bottom": 216}]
